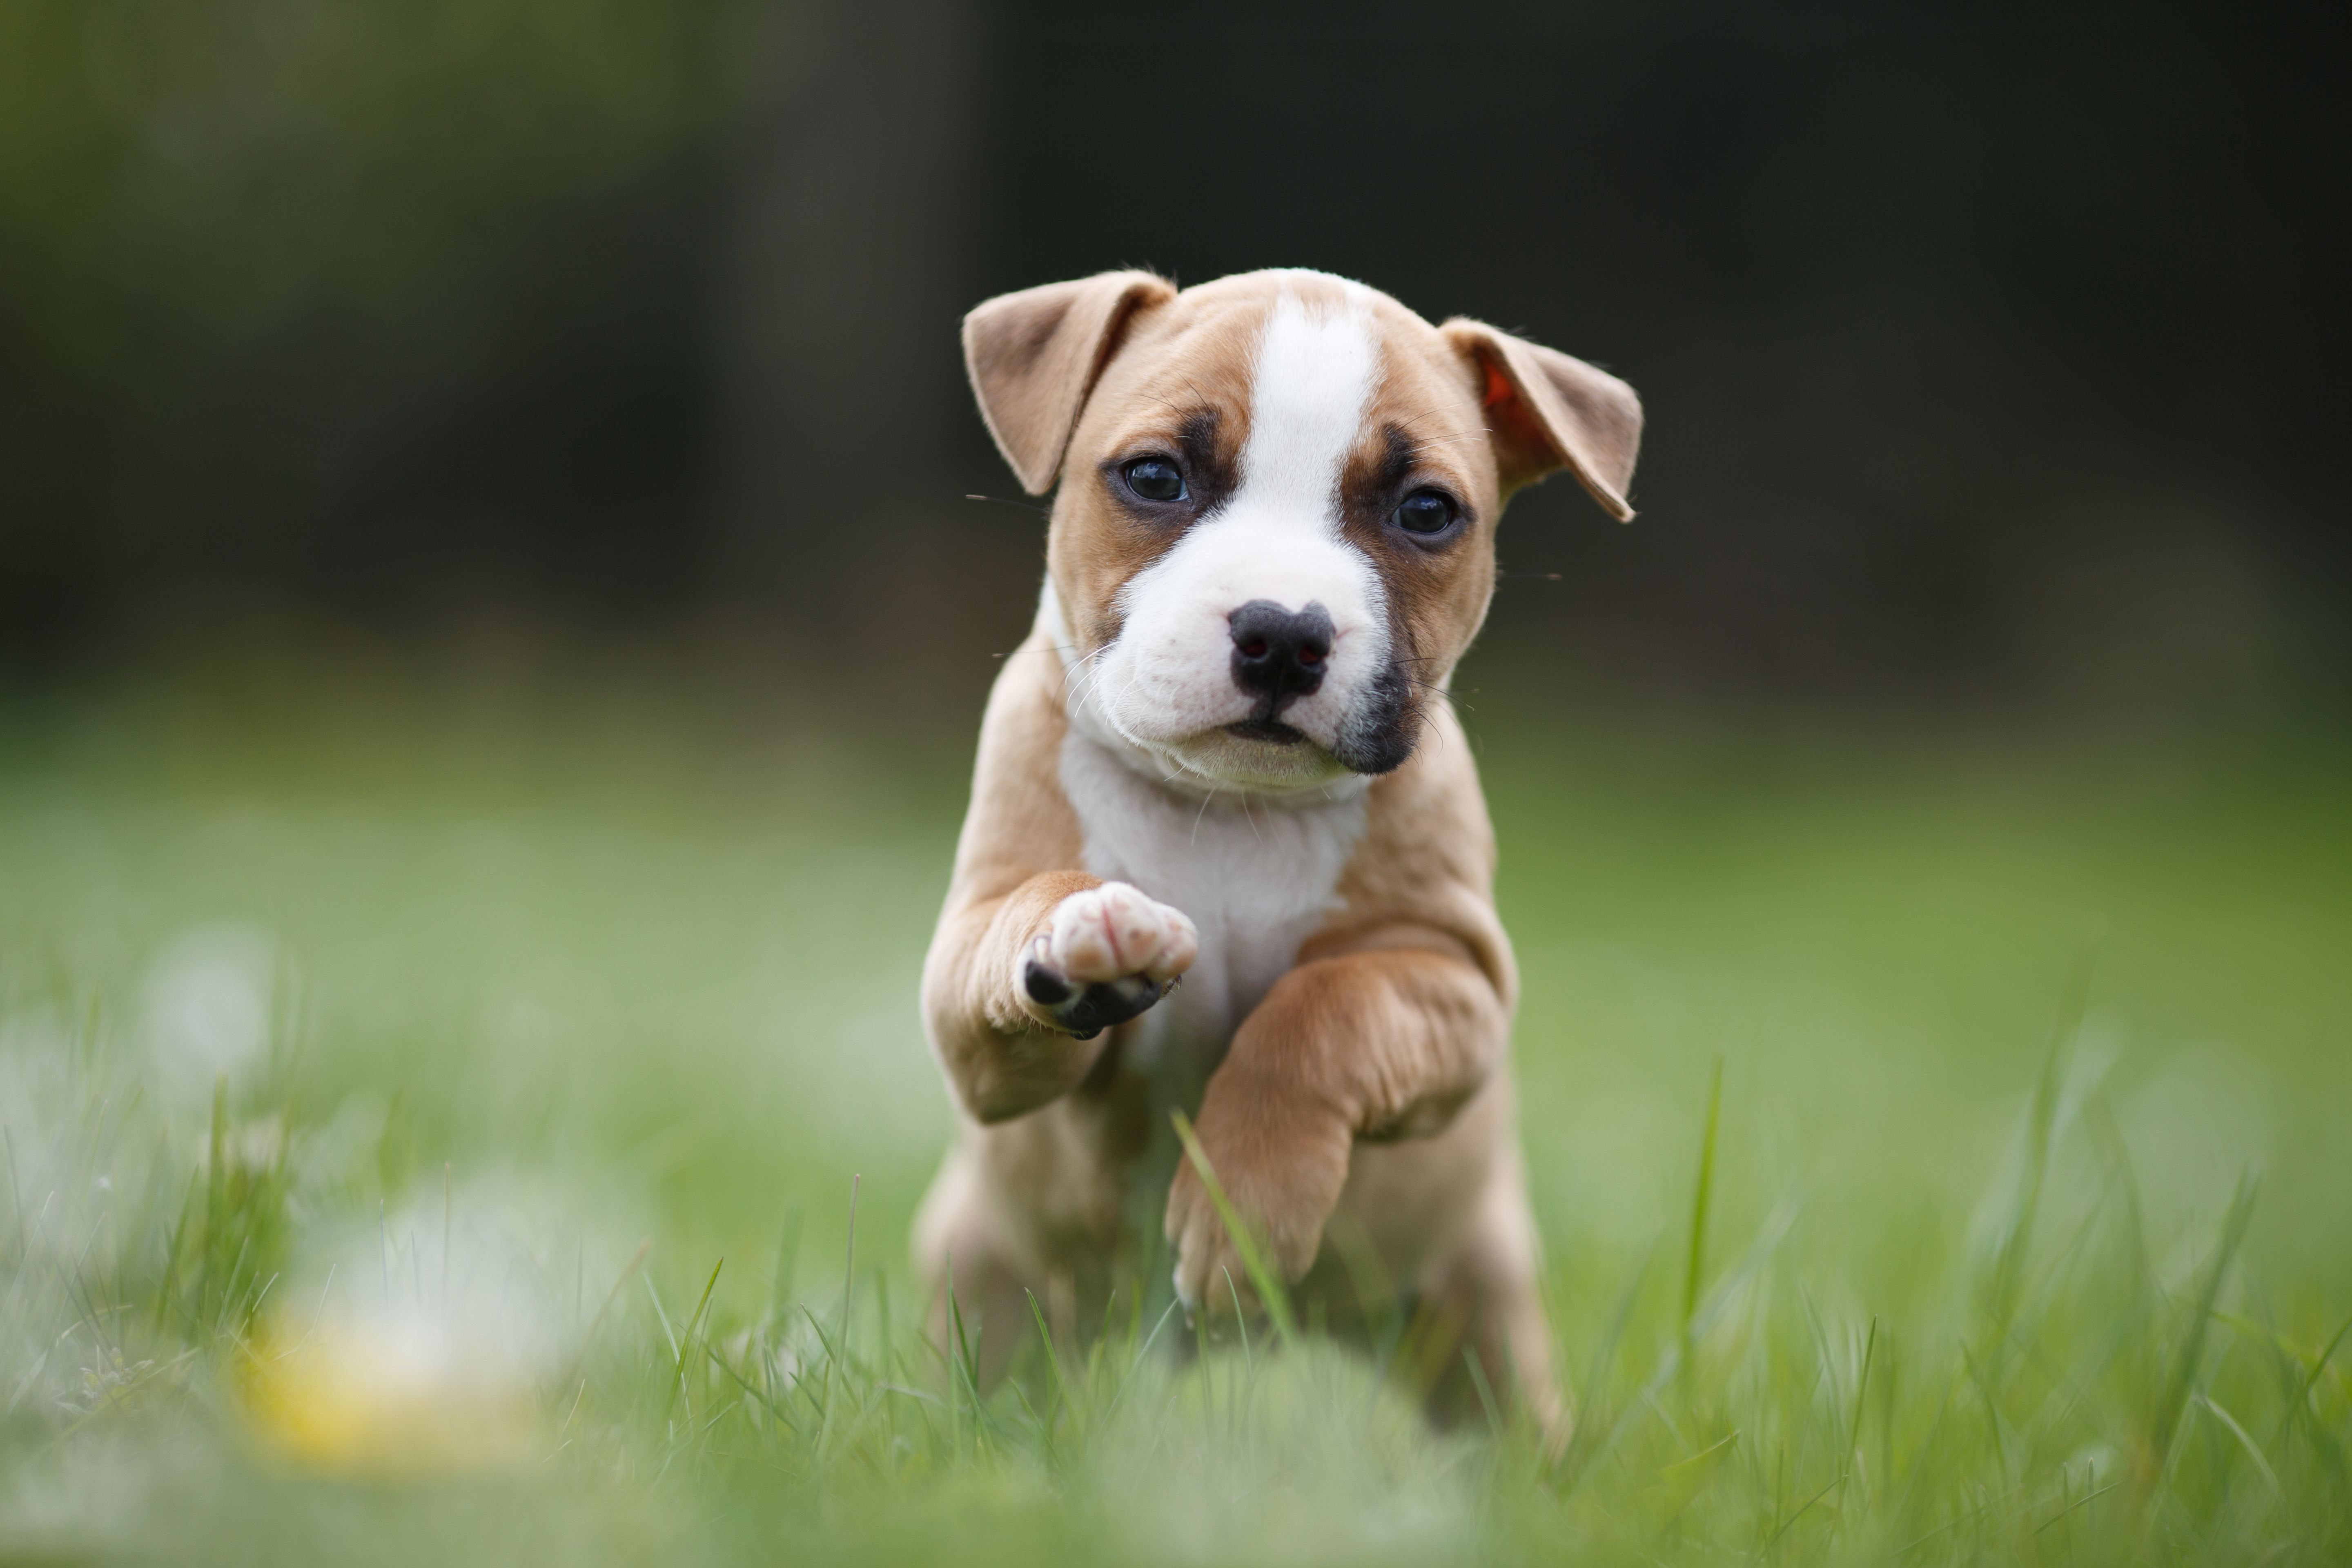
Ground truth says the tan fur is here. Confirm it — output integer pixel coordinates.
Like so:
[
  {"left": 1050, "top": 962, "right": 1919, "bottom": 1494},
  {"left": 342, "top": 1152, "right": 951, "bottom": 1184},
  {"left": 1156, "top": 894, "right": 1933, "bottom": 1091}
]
[
  {"left": 919, "top": 635, "right": 1104, "bottom": 1122},
  {"left": 916, "top": 269, "right": 1640, "bottom": 1432}
]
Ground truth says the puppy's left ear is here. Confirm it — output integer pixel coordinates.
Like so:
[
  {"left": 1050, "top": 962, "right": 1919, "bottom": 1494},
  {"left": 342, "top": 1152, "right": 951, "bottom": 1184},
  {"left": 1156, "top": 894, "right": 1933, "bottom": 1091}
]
[
  {"left": 964, "top": 270, "right": 1178, "bottom": 495},
  {"left": 1441, "top": 319, "right": 1644, "bottom": 519}
]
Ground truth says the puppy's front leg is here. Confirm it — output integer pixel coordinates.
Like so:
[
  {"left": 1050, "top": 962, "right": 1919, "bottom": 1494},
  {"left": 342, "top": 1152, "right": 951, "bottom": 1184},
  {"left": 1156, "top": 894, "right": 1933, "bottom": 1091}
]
[
  {"left": 1165, "top": 937, "right": 1507, "bottom": 1310},
  {"left": 924, "top": 876, "right": 1197, "bottom": 1123}
]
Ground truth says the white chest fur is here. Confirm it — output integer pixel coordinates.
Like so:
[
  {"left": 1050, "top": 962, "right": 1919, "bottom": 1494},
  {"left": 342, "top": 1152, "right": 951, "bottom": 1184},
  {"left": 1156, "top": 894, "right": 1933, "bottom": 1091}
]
[{"left": 1056, "top": 730, "right": 1366, "bottom": 1073}]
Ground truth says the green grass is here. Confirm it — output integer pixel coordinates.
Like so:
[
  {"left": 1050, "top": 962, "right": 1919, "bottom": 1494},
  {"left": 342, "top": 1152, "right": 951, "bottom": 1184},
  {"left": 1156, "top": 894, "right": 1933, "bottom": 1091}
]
[{"left": 2, "top": 664, "right": 2348, "bottom": 1565}]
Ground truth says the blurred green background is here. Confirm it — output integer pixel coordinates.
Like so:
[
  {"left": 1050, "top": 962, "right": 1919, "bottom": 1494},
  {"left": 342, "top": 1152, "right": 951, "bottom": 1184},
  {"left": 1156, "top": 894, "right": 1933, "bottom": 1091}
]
[
  {"left": 3, "top": 0, "right": 2346, "bottom": 714},
  {"left": 3, "top": 1, "right": 2350, "bottom": 1562}
]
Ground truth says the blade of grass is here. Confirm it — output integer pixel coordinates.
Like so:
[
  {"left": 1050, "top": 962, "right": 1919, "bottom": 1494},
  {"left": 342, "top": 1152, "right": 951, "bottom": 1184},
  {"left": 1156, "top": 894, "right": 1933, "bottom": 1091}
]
[
  {"left": 151, "top": 1166, "right": 198, "bottom": 1335},
  {"left": 818, "top": 1174, "right": 860, "bottom": 1457},
  {"left": 644, "top": 1274, "right": 680, "bottom": 1365},
  {"left": 667, "top": 1256, "right": 724, "bottom": 1413},
  {"left": 1552, "top": 1241, "right": 1657, "bottom": 1493},
  {"left": 942, "top": 1256, "right": 989, "bottom": 1456},
  {"left": 706, "top": 1339, "right": 800, "bottom": 1435},
  {"left": 839, "top": 1174, "right": 860, "bottom": 1353},
  {"left": 1682, "top": 1054, "right": 1723, "bottom": 1352},
  {"left": 1026, "top": 1287, "right": 1080, "bottom": 1433},
  {"left": 1464, "top": 1347, "right": 1504, "bottom": 1440},
  {"left": 1849, "top": 1315, "right": 1879, "bottom": 1475},
  {"left": 2036, "top": 1477, "right": 2120, "bottom": 1536},
  {"left": 561, "top": 1235, "right": 651, "bottom": 1392},
  {"left": 770, "top": 1202, "right": 804, "bottom": 1328},
  {"left": 1100, "top": 1298, "right": 1181, "bottom": 1425},
  {"left": 1689, "top": 1193, "right": 1804, "bottom": 1344},
  {"left": 1664, "top": 1428, "right": 1742, "bottom": 1479},
  {"left": 1004, "top": 1355, "right": 1054, "bottom": 1457},
  {"left": 1170, "top": 1110, "right": 1295, "bottom": 1345},
  {"left": 2271, "top": 1308, "right": 2352, "bottom": 1450},
  {"left": 1988, "top": 930, "right": 2099, "bottom": 1348},
  {"left": 1760, "top": 1469, "right": 1846, "bottom": 1555},
  {"left": 873, "top": 1267, "right": 897, "bottom": 1385},
  {"left": 1224, "top": 1267, "right": 1252, "bottom": 1379},
  {"left": 2147, "top": 1165, "right": 2260, "bottom": 1486},
  {"left": 2195, "top": 1392, "right": 2282, "bottom": 1500},
  {"left": 1194, "top": 1302, "right": 1213, "bottom": 1429}
]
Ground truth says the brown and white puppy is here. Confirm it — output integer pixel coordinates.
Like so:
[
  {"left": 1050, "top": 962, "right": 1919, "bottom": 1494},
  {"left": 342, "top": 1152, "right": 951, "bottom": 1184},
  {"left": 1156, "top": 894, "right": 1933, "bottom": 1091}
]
[{"left": 914, "top": 268, "right": 1639, "bottom": 1423}]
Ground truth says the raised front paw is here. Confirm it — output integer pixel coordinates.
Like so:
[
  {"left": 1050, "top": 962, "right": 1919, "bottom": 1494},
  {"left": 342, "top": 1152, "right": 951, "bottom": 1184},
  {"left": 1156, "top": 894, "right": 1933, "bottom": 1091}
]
[
  {"left": 1020, "top": 881, "right": 1197, "bottom": 1040},
  {"left": 1165, "top": 1100, "right": 1351, "bottom": 1316}
]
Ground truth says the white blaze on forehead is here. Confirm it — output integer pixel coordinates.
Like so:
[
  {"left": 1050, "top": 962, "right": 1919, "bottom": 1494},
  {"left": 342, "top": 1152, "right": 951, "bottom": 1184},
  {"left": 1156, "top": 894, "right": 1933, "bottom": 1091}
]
[{"left": 1241, "top": 290, "right": 1380, "bottom": 526}]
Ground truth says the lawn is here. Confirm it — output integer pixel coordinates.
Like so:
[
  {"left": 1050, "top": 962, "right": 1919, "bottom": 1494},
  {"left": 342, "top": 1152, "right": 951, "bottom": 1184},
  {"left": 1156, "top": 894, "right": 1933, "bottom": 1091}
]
[{"left": 2, "top": 656, "right": 2348, "bottom": 1566}]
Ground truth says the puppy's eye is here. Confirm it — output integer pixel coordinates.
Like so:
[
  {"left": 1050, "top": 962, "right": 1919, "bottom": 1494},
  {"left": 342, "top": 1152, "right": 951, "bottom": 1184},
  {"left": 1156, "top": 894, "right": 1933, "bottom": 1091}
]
[
  {"left": 1122, "top": 457, "right": 1187, "bottom": 503},
  {"left": 1393, "top": 488, "right": 1458, "bottom": 535}
]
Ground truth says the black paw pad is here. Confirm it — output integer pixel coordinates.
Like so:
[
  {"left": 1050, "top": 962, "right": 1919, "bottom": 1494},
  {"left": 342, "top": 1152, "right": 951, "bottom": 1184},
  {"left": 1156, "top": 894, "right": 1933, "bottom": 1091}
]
[
  {"left": 1022, "top": 963, "right": 1175, "bottom": 1040},
  {"left": 1023, "top": 959, "right": 1073, "bottom": 1006}
]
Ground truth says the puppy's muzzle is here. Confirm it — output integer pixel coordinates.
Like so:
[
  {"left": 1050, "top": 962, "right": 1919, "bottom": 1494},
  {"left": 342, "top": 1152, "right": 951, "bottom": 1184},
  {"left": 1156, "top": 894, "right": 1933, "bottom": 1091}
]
[{"left": 1227, "top": 599, "right": 1332, "bottom": 742}]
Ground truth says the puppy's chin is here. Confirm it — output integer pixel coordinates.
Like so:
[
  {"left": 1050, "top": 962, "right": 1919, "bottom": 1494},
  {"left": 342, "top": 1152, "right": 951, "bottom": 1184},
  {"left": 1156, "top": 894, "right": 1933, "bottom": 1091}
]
[{"left": 1151, "top": 725, "right": 1360, "bottom": 793}]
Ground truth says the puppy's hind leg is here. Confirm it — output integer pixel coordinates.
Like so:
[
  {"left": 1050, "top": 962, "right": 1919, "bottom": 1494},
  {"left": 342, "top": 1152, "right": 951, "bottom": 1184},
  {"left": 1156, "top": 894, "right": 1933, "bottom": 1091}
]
[
  {"left": 1411, "top": 1153, "right": 1566, "bottom": 1448},
  {"left": 912, "top": 1143, "right": 1036, "bottom": 1386}
]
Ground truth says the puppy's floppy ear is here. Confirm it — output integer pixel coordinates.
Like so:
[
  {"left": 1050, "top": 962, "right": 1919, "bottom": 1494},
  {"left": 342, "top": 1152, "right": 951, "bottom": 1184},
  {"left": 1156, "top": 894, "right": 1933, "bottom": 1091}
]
[
  {"left": 963, "top": 270, "right": 1178, "bottom": 495},
  {"left": 1440, "top": 319, "right": 1644, "bottom": 520}
]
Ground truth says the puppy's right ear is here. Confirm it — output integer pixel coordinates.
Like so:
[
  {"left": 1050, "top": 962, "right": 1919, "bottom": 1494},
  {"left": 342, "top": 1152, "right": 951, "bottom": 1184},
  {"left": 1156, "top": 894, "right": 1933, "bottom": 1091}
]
[{"left": 963, "top": 270, "right": 1177, "bottom": 495}]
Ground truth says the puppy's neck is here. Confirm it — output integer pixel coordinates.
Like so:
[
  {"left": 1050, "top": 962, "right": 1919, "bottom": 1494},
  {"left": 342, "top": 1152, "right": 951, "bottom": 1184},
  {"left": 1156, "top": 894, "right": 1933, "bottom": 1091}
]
[{"left": 1037, "top": 580, "right": 1373, "bottom": 810}]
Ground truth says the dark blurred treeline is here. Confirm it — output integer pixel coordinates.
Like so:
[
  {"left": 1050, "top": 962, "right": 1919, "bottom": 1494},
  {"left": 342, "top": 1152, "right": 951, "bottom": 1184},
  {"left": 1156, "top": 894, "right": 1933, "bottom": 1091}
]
[{"left": 3, "top": 0, "right": 2345, "bottom": 722}]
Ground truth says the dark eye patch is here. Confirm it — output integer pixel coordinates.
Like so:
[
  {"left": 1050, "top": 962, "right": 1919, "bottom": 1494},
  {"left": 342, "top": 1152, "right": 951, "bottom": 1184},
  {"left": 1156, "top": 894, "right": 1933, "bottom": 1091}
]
[
  {"left": 1343, "top": 422, "right": 1471, "bottom": 548},
  {"left": 1102, "top": 406, "right": 1237, "bottom": 520},
  {"left": 1370, "top": 423, "right": 1420, "bottom": 497},
  {"left": 1175, "top": 407, "right": 1238, "bottom": 510}
]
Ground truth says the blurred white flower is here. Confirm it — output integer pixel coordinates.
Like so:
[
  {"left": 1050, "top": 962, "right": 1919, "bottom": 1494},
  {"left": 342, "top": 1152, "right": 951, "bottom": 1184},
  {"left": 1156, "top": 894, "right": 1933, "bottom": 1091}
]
[{"left": 140, "top": 923, "right": 276, "bottom": 1098}]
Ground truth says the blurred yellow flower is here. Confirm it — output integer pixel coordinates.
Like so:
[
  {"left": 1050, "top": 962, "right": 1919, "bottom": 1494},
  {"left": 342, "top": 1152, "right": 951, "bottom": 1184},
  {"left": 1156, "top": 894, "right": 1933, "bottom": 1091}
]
[{"left": 242, "top": 1315, "right": 542, "bottom": 1474}]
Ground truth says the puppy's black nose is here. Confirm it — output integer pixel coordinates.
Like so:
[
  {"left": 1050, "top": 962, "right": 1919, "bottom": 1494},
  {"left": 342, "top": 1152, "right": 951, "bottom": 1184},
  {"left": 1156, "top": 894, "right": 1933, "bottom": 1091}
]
[{"left": 1228, "top": 599, "right": 1334, "bottom": 708}]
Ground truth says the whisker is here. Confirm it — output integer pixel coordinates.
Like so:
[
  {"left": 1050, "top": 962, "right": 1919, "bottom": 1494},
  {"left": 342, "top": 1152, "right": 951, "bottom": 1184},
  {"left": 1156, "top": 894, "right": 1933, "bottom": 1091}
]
[
  {"left": 1396, "top": 431, "right": 1486, "bottom": 454},
  {"left": 1387, "top": 404, "right": 1460, "bottom": 437},
  {"left": 1060, "top": 642, "right": 1116, "bottom": 722},
  {"left": 963, "top": 493, "right": 1052, "bottom": 517}
]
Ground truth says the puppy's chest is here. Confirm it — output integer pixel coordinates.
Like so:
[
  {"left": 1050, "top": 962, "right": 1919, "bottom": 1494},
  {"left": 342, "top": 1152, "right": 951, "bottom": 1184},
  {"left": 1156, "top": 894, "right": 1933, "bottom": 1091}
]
[{"left": 1058, "top": 735, "right": 1366, "bottom": 1061}]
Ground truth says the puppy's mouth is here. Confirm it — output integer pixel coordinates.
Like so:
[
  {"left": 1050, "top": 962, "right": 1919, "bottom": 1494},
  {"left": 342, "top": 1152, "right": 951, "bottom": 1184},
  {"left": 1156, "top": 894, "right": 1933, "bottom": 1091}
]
[{"left": 1223, "top": 717, "right": 1307, "bottom": 746}]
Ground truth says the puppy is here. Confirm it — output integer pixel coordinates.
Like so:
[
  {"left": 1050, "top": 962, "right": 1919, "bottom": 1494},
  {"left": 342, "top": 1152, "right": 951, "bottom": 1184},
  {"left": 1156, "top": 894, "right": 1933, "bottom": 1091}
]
[{"left": 914, "top": 268, "right": 1640, "bottom": 1424}]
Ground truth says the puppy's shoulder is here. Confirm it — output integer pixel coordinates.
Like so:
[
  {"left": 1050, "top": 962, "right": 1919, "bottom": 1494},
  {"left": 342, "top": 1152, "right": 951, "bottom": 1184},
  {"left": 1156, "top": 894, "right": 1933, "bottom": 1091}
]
[
  {"left": 1348, "top": 699, "right": 1497, "bottom": 895},
  {"left": 951, "top": 629, "right": 1083, "bottom": 899}
]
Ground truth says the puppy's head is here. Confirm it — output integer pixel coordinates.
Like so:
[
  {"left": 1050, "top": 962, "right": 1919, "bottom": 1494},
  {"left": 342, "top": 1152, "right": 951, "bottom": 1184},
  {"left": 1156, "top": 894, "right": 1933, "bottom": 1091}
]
[{"left": 966, "top": 268, "right": 1641, "bottom": 792}]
